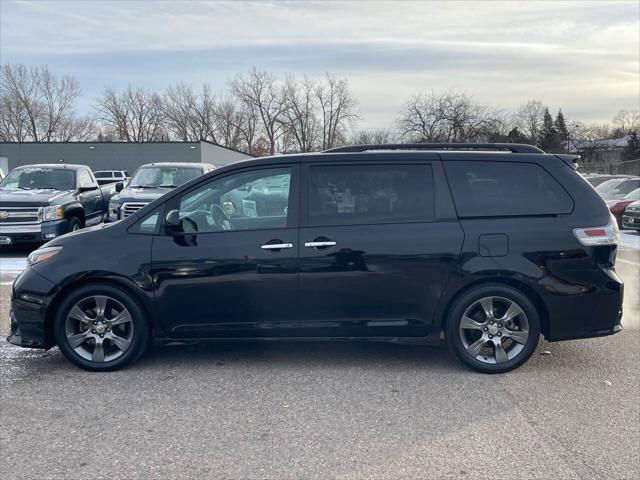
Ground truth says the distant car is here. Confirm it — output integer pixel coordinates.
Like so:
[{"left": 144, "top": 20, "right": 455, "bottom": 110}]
[
  {"left": 607, "top": 188, "right": 640, "bottom": 228},
  {"left": 107, "top": 162, "right": 215, "bottom": 221},
  {"left": 94, "top": 170, "right": 129, "bottom": 186},
  {"left": 596, "top": 177, "right": 640, "bottom": 200},
  {"left": 584, "top": 174, "right": 633, "bottom": 188},
  {"left": 622, "top": 200, "right": 640, "bottom": 231}
]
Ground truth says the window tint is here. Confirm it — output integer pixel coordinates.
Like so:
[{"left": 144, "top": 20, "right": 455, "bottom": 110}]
[
  {"left": 444, "top": 161, "right": 573, "bottom": 217},
  {"left": 307, "top": 164, "right": 434, "bottom": 227},
  {"left": 130, "top": 209, "right": 160, "bottom": 234},
  {"left": 175, "top": 168, "right": 292, "bottom": 233},
  {"left": 94, "top": 171, "right": 111, "bottom": 178}
]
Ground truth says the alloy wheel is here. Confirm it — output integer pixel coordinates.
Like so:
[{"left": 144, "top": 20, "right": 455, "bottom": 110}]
[
  {"left": 64, "top": 295, "right": 134, "bottom": 363},
  {"left": 458, "top": 296, "right": 530, "bottom": 365}
]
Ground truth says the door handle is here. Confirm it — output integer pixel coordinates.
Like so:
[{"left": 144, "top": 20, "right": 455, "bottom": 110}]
[
  {"left": 261, "top": 243, "right": 293, "bottom": 250},
  {"left": 304, "top": 241, "right": 337, "bottom": 248}
]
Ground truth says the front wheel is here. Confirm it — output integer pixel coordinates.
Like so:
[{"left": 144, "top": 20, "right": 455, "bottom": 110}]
[
  {"left": 54, "top": 284, "right": 149, "bottom": 371},
  {"left": 445, "top": 285, "right": 541, "bottom": 374}
]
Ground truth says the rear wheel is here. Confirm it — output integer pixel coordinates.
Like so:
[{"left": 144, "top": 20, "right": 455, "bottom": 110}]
[
  {"left": 445, "top": 284, "right": 540, "bottom": 373},
  {"left": 54, "top": 284, "right": 149, "bottom": 371}
]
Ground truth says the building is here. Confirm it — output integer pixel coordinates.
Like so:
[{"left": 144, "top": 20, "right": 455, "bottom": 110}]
[
  {"left": 0, "top": 141, "right": 252, "bottom": 175},
  {"left": 569, "top": 135, "right": 639, "bottom": 174}
]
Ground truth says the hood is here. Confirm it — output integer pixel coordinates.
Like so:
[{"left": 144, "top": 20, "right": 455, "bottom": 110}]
[
  {"left": 0, "top": 188, "right": 71, "bottom": 207},
  {"left": 113, "top": 186, "right": 172, "bottom": 203}
]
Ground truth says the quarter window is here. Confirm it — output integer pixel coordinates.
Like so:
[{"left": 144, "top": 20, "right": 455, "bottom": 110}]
[
  {"left": 175, "top": 168, "right": 292, "bottom": 233},
  {"left": 444, "top": 161, "right": 574, "bottom": 217},
  {"left": 306, "top": 164, "right": 434, "bottom": 227}
]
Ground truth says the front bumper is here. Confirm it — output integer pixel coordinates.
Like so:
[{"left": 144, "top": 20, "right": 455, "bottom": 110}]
[
  {"left": 6, "top": 267, "right": 57, "bottom": 349},
  {"left": 0, "top": 219, "right": 68, "bottom": 245},
  {"left": 622, "top": 212, "right": 640, "bottom": 231}
]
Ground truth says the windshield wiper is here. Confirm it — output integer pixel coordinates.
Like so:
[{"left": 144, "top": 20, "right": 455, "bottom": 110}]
[
  {"left": 130, "top": 185, "right": 157, "bottom": 189},
  {"left": 159, "top": 184, "right": 178, "bottom": 188}
]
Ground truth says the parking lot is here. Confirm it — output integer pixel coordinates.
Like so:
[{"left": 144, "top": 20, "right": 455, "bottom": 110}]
[{"left": 0, "top": 234, "right": 638, "bottom": 479}]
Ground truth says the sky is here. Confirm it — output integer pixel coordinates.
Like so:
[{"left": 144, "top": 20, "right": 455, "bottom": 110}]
[{"left": 1, "top": 0, "right": 638, "bottom": 130}]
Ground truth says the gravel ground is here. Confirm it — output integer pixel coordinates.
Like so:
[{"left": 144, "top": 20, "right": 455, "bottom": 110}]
[{"left": 0, "top": 247, "right": 638, "bottom": 480}]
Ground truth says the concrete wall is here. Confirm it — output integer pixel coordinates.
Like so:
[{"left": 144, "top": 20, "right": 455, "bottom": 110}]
[{"left": 0, "top": 141, "right": 251, "bottom": 174}]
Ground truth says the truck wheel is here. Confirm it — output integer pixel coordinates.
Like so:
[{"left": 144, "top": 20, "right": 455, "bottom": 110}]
[
  {"left": 445, "top": 284, "right": 541, "bottom": 374},
  {"left": 67, "top": 216, "right": 82, "bottom": 232},
  {"left": 54, "top": 284, "right": 149, "bottom": 371}
]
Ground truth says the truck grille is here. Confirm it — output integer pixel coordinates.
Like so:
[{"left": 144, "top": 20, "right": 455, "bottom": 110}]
[
  {"left": 0, "top": 207, "right": 41, "bottom": 224},
  {"left": 121, "top": 203, "right": 148, "bottom": 218}
]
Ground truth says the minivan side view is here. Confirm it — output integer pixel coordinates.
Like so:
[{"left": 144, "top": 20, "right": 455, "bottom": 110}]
[{"left": 8, "top": 143, "right": 623, "bottom": 373}]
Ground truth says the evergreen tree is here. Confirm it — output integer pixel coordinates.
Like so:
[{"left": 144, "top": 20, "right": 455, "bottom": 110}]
[
  {"left": 554, "top": 109, "right": 568, "bottom": 152},
  {"left": 539, "top": 108, "right": 558, "bottom": 151},
  {"left": 506, "top": 127, "right": 529, "bottom": 144},
  {"left": 624, "top": 130, "right": 640, "bottom": 160}
]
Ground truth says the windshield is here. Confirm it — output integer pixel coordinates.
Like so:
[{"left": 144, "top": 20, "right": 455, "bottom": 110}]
[
  {"left": 129, "top": 166, "right": 203, "bottom": 188},
  {"left": 595, "top": 178, "right": 625, "bottom": 195},
  {"left": 624, "top": 188, "right": 640, "bottom": 201},
  {"left": 0, "top": 167, "right": 76, "bottom": 190},
  {"left": 600, "top": 179, "right": 640, "bottom": 199}
]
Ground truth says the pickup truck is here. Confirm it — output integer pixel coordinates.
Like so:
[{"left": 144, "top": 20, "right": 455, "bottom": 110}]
[
  {"left": 107, "top": 162, "right": 214, "bottom": 221},
  {"left": 0, "top": 164, "right": 120, "bottom": 246}
]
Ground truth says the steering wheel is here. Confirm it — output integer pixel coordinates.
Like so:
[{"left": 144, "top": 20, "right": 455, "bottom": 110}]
[{"left": 212, "top": 204, "right": 231, "bottom": 231}]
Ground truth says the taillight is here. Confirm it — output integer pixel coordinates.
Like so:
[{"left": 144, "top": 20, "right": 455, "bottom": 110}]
[{"left": 573, "top": 214, "right": 620, "bottom": 246}]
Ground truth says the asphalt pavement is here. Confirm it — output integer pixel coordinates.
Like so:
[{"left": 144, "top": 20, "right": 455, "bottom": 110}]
[{"left": 0, "top": 238, "right": 638, "bottom": 479}]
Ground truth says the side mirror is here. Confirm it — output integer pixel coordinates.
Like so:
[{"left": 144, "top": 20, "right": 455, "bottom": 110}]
[
  {"left": 115, "top": 181, "right": 124, "bottom": 192},
  {"left": 78, "top": 182, "right": 98, "bottom": 192},
  {"left": 164, "top": 209, "right": 181, "bottom": 232}
]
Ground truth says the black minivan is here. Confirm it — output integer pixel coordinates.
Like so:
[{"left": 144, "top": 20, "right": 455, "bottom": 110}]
[{"left": 8, "top": 144, "right": 623, "bottom": 373}]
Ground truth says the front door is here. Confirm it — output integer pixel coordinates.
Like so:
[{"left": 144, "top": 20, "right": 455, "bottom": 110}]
[
  {"left": 298, "top": 161, "right": 463, "bottom": 337},
  {"left": 151, "top": 164, "right": 300, "bottom": 338},
  {"left": 76, "top": 168, "right": 102, "bottom": 225}
]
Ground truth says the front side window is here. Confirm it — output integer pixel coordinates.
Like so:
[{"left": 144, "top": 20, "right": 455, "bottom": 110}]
[
  {"left": 444, "top": 161, "right": 574, "bottom": 217},
  {"left": 174, "top": 167, "right": 292, "bottom": 233},
  {"left": 0, "top": 167, "right": 76, "bottom": 190},
  {"left": 94, "top": 171, "right": 112, "bottom": 179},
  {"left": 77, "top": 169, "right": 94, "bottom": 187},
  {"left": 306, "top": 164, "right": 434, "bottom": 227},
  {"left": 129, "top": 166, "right": 204, "bottom": 189}
]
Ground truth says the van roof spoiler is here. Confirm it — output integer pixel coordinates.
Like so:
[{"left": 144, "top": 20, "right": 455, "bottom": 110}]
[
  {"left": 555, "top": 154, "right": 580, "bottom": 170},
  {"left": 323, "top": 143, "right": 545, "bottom": 154}
]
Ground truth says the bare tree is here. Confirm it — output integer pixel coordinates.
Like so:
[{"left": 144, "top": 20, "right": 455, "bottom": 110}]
[
  {"left": 162, "top": 83, "right": 218, "bottom": 142},
  {"left": 230, "top": 68, "right": 290, "bottom": 155},
  {"left": 513, "top": 99, "right": 546, "bottom": 144},
  {"left": 350, "top": 128, "right": 395, "bottom": 145},
  {"left": 397, "top": 90, "right": 499, "bottom": 142},
  {"left": 316, "top": 74, "right": 359, "bottom": 149},
  {"left": 214, "top": 97, "right": 251, "bottom": 152},
  {"left": 612, "top": 109, "right": 639, "bottom": 136},
  {"left": 282, "top": 77, "right": 320, "bottom": 152},
  {"left": 0, "top": 63, "right": 85, "bottom": 142},
  {"left": 94, "top": 86, "right": 165, "bottom": 141},
  {"left": 568, "top": 121, "right": 612, "bottom": 152}
]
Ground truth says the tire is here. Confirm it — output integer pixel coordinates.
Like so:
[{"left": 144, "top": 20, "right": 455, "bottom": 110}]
[
  {"left": 67, "top": 216, "right": 82, "bottom": 233},
  {"left": 445, "top": 284, "right": 540, "bottom": 374},
  {"left": 54, "top": 284, "right": 149, "bottom": 371}
]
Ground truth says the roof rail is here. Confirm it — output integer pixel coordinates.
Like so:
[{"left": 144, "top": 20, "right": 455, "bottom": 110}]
[{"left": 323, "top": 143, "right": 545, "bottom": 154}]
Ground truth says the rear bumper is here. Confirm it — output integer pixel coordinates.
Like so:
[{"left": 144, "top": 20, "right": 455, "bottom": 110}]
[
  {"left": 0, "top": 219, "right": 68, "bottom": 245},
  {"left": 543, "top": 268, "right": 624, "bottom": 342}
]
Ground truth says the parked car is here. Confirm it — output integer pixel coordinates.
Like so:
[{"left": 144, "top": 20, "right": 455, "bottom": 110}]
[
  {"left": 0, "top": 164, "right": 120, "bottom": 246},
  {"left": 595, "top": 177, "right": 640, "bottom": 200},
  {"left": 9, "top": 143, "right": 623, "bottom": 374},
  {"left": 622, "top": 200, "right": 640, "bottom": 231},
  {"left": 107, "top": 162, "right": 214, "bottom": 221},
  {"left": 608, "top": 188, "right": 640, "bottom": 228},
  {"left": 94, "top": 170, "right": 129, "bottom": 186},
  {"left": 583, "top": 174, "right": 633, "bottom": 188}
]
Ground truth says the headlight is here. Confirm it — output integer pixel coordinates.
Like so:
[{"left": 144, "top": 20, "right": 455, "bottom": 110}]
[
  {"left": 41, "top": 206, "right": 64, "bottom": 221},
  {"left": 27, "top": 246, "right": 63, "bottom": 266},
  {"left": 108, "top": 201, "right": 121, "bottom": 220}
]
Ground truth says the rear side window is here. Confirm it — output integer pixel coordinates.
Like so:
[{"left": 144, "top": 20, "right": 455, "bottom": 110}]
[
  {"left": 307, "top": 164, "right": 434, "bottom": 227},
  {"left": 444, "top": 161, "right": 573, "bottom": 217}
]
